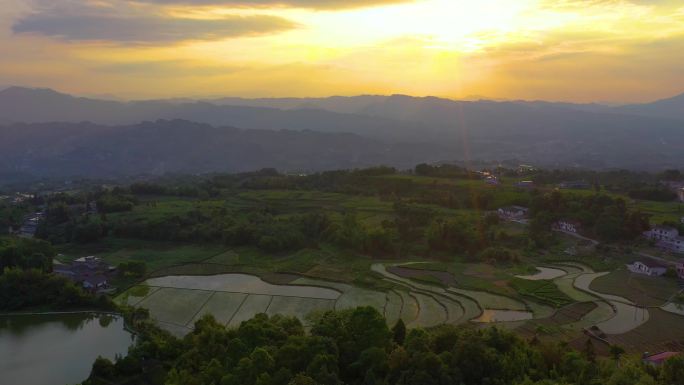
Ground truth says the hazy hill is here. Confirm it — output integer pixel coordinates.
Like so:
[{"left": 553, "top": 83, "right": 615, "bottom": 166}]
[
  {"left": 0, "top": 87, "right": 424, "bottom": 140},
  {"left": 1, "top": 87, "right": 684, "bottom": 174},
  {"left": 618, "top": 93, "right": 684, "bottom": 121},
  {"left": 0, "top": 120, "right": 452, "bottom": 177}
]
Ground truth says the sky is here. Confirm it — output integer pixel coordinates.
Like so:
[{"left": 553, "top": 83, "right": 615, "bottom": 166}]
[{"left": 1, "top": 0, "right": 683, "bottom": 102}]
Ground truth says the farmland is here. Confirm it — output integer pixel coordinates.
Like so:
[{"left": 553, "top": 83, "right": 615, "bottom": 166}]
[{"left": 41, "top": 168, "right": 684, "bottom": 353}]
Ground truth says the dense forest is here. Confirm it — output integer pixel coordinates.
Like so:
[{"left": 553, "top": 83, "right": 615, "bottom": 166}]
[
  {"left": 84, "top": 306, "right": 684, "bottom": 385},
  {"left": 0, "top": 236, "right": 111, "bottom": 311},
  {"left": 33, "top": 165, "right": 655, "bottom": 260}
]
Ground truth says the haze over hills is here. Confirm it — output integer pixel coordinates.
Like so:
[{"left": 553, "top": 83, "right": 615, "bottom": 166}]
[
  {"left": 0, "top": 120, "right": 442, "bottom": 177},
  {"left": 618, "top": 93, "right": 684, "bottom": 121},
  {"left": 1, "top": 86, "right": 684, "bottom": 177}
]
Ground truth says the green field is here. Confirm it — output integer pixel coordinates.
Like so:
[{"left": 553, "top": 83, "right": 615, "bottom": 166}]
[
  {"left": 510, "top": 278, "right": 574, "bottom": 308},
  {"left": 589, "top": 269, "right": 680, "bottom": 306},
  {"left": 57, "top": 238, "right": 227, "bottom": 272},
  {"left": 61, "top": 172, "right": 684, "bottom": 351},
  {"left": 606, "top": 308, "right": 684, "bottom": 353}
]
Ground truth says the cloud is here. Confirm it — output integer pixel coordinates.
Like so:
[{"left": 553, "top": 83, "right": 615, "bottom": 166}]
[
  {"left": 94, "top": 60, "right": 245, "bottom": 77},
  {"left": 12, "top": 2, "right": 298, "bottom": 43},
  {"left": 132, "top": 0, "right": 413, "bottom": 10}
]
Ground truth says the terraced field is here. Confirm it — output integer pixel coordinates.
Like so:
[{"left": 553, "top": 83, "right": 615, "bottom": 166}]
[
  {"left": 573, "top": 271, "right": 649, "bottom": 334},
  {"left": 117, "top": 260, "right": 680, "bottom": 344}
]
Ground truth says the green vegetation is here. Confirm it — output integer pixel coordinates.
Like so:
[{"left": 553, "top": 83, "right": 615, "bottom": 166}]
[
  {"left": 84, "top": 306, "right": 684, "bottom": 385},
  {"left": 0, "top": 268, "right": 112, "bottom": 311},
  {"left": 4, "top": 165, "right": 682, "bottom": 369},
  {"left": 510, "top": 278, "right": 574, "bottom": 308},
  {"left": 0, "top": 236, "right": 54, "bottom": 273},
  {"left": 590, "top": 269, "right": 680, "bottom": 306}
]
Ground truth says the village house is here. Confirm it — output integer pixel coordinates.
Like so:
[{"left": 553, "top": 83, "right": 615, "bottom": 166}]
[
  {"left": 497, "top": 206, "right": 528, "bottom": 220},
  {"left": 627, "top": 258, "right": 668, "bottom": 277},
  {"left": 54, "top": 256, "right": 115, "bottom": 291},
  {"left": 642, "top": 351, "right": 680, "bottom": 366},
  {"left": 643, "top": 226, "right": 684, "bottom": 254},
  {"left": 553, "top": 220, "right": 580, "bottom": 234}
]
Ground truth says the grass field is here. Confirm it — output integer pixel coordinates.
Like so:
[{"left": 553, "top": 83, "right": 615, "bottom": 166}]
[
  {"left": 633, "top": 200, "right": 684, "bottom": 224},
  {"left": 606, "top": 308, "right": 684, "bottom": 353},
  {"left": 57, "top": 238, "right": 227, "bottom": 272},
  {"left": 589, "top": 269, "right": 680, "bottom": 306}
]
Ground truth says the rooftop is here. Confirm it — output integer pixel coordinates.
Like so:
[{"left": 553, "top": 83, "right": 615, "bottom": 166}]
[
  {"left": 635, "top": 258, "right": 667, "bottom": 269},
  {"left": 643, "top": 351, "right": 679, "bottom": 364}
]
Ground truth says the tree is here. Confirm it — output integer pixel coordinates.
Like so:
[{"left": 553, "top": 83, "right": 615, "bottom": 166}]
[
  {"left": 391, "top": 319, "right": 406, "bottom": 345},
  {"left": 660, "top": 355, "right": 684, "bottom": 385},
  {"left": 606, "top": 362, "right": 655, "bottom": 385},
  {"left": 583, "top": 339, "right": 596, "bottom": 363},
  {"left": 609, "top": 345, "right": 625, "bottom": 364}
]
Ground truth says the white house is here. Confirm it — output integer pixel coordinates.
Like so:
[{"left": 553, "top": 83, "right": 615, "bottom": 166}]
[
  {"left": 627, "top": 259, "right": 668, "bottom": 276},
  {"left": 644, "top": 225, "right": 680, "bottom": 241},
  {"left": 554, "top": 220, "right": 580, "bottom": 234},
  {"left": 644, "top": 226, "right": 684, "bottom": 254},
  {"left": 497, "top": 206, "right": 528, "bottom": 220}
]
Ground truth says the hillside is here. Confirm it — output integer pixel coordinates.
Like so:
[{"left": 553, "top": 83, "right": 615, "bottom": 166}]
[
  {"left": 0, "top": 120, "right": 451, "bottom": 177},
  {"left": 2, "top": 87, "right": 684, "bottom": 173},
  {"left": 618, "top": 92, "right": 684, "bottom": 121}
]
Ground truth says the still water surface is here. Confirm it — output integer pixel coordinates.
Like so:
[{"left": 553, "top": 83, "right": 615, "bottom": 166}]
[{"left": 0, "top": 313, "right": 133, "bottom": 385}]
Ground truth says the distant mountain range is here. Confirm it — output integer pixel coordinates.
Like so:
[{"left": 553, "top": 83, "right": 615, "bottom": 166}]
[{"left": 1, "top": 86, "right": 683, "bottom": 177}]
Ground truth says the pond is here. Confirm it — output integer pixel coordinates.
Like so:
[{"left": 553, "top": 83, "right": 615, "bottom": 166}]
[{"left": 0, "top": 312, "right": 134, "bottom": 385}]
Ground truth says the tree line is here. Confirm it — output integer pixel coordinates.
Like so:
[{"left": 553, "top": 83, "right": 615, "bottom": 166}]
[{"left": 84, "top": 306, "right": 684, "bottom": 385}]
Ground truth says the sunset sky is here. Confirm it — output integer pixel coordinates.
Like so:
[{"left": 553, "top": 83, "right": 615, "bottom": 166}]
[{"left": 2, "top": 0, "right": 683, "bottom": 102}]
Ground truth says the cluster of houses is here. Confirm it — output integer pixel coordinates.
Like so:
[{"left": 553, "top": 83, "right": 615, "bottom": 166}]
[
  {"left": 497, "top": 205, "right": 581, "bottom": 234},
  {"left": 497, "top": 206, "right": 528, "bottom": 220},
  {"left": 627, "top": 256, "right": 684, "bottom": 280},
  {"left": 624, "top": 225, "right": 684, "bottom": 279},
  {"left": 627, "top": 258, "right": 669, "bottom": 277},
  {"left": 54, "top": 256, "right": 115, "bottom": 292},
  {"left": 643, "top": 225, "right": 684, "bottom": 254}
]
